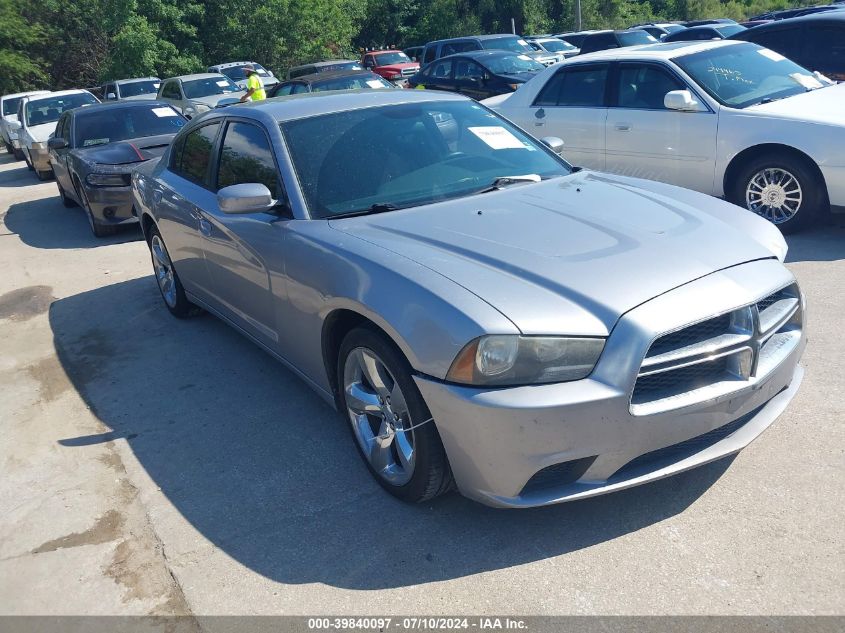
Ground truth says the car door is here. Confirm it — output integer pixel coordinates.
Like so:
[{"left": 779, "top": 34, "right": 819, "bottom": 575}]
[
  {"left": 421, "top": 58, "right": 457, "bottom": 92},
  {"left": 452, "top": 58, "right": 488, "bottom": 99},
  {"left": 527, "top": 63, "right": 610, "bottom": 169},
  {"left": 155, "top": 121, "right": 223, "bottom": 298},
  {"left": 197, "top": 118, "right": 286, "bottom": 348},
  {"left": 49, "top": 112, "right": 74, "bottom": 192},
  {"left": 605, "top": 62, "right": 718, "bottom": 193}
]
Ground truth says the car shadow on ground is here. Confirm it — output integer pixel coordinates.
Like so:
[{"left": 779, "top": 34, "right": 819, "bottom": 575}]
[
  {"left": 3, "top": 196, "right": 143, "bottom": 249},
  {"left": 0, "top": 161, "right": 38, "bottom": 188},
  {"left": 785, "top": 223, "right": 845, "bottom": 263},
  {"left": 48, "top": 276, "right": 734, "bottom": 590}
]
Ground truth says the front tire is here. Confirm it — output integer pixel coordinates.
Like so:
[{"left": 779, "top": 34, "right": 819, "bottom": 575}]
[
  {"left": 56, "top": 175, "right": 77, "bottom": 208},
  {"left": 338, "top": 327, "right": 453, "bottom": 503},
  {"left": 36, "top": 168, "right": 53, "bottom": 181},
  {"left": 147, "top": 226, "right": 203, "bottom": 318},
  {"left": 75, "top": 180, "right": 116, "bottom": 237},
  {"left": 730, "top": 154, "right": 824, "bottom": 234}
]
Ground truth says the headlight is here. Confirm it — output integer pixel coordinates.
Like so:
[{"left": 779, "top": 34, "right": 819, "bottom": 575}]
[
  {"left": 31, "top": 141, "right": 48, "bottom": 150},
  {"left": 86, "top": 172, "right": 130, "bottom": 186},
  {"left": 446, "top": 335, "right": 605, "bottom": 386}
]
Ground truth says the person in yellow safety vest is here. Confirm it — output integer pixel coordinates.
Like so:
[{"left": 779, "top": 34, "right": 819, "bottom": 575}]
[{"left": 239, "top": 65, "right": 266, "bottom": 102}]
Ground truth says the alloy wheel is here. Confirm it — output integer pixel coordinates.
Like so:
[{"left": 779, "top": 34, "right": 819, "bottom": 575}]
[
  {"left": 150, "top": 235, "right": 177, "bottom": 308},
  {"left": 343, "top": 347, "right": 416, "bottom": 485},
  {"left": 745, "top": 167, "right": 803, "bottom": 225}
]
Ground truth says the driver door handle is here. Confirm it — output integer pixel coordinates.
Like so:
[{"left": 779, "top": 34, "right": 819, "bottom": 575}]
[
  {"left": 199, "top": 218, "right": 212, "bottom": 237},
  {"left": 614, "top": 123, "right": 631, "bottom": 131}
]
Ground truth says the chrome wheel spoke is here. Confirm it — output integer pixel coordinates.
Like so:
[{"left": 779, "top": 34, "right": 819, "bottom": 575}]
[
  {"left": 345, "top": 382, "right": 381, "bottom": 415},
  {"left": 394, "top": 429, "right": 414, "bottom": 471},
  {"left": 360, "top": 350, "right": 392, "bottom": 398},
  {"left": 745, "top": 167, "right": 802, "bottom": 225}
]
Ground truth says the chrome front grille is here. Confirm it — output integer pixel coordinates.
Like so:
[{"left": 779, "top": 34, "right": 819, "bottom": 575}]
[
  {"left": 401, "top": 68, "right": 417, "bottom": 77},
  {"left": 631, "top": 284, "right": 803, "bottom": 415}
]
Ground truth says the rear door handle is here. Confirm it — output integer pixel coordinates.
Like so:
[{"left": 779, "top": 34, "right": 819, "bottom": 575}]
[{"left": 614, "top": 123, "right": 631, "bottom": 131}]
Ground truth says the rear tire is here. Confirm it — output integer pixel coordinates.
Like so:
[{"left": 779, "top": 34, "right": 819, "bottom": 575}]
[
  {"left": 338, "top": 327, "right": 453, "bottom": 503},
  {"left": 730, "top": 153, "right": 824, "bottom": 234},
  {"left": 147, "top": 225, "right": 203, "bottom": 318}
]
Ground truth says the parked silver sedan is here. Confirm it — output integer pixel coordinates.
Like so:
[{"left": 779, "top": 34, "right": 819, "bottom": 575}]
[{"left": 131, "top": 90, "right": 805, "bottom": 508}]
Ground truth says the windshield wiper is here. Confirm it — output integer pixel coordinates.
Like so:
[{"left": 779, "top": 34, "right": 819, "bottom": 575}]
[
  {"left": 330, "top": 202, "right": 401, "bottom": 219},
  {"left": 476, "top": 174, "right": 542, "bottom": 194}
]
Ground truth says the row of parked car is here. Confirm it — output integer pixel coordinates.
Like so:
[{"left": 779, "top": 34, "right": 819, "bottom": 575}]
[{"left": 0, "top": 21, "right": 819, "bottom": 508}]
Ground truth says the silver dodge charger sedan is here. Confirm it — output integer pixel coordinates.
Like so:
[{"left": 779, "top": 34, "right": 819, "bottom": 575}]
[{"left": 131, "top": 90, "right": 805, "bottom": 508}]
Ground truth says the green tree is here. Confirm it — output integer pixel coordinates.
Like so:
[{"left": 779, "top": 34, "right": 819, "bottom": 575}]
[{"left": 0, "top": 0, "right": 48, "bottom": 93}]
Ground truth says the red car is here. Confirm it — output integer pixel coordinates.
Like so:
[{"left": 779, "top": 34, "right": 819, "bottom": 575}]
[{"left": 361, "top": 50, "right": 420, "bottom": 87}]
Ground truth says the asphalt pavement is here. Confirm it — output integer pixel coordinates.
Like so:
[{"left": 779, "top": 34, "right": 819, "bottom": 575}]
[{"left": 0, "top": 150, "right": 842, "bottom": 618}]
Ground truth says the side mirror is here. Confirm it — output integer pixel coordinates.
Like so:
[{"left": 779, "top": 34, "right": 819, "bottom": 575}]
[
  {"left": 106, "top": 92, "right": 117, "bottom": 100},
  {"left": 48, "top": 137, "right": 68, "bottom": 150},
  {"left": 217, "top": 183, "right": 277, "bottom": 214},
  {"left": 540, "top": 136, "right": 565, "bottom": 155},
  {"left": 664, "top": 89, "right": 705, "bottom": 112}
]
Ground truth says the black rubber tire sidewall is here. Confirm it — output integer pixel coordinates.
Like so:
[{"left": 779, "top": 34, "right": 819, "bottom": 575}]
[
  {"left": 146, "top": 225, "right": 201, "bottom": 318},
  {"left": 337, "top": 327, "right": 453, "bottom": 503},
  {"left": 731, "top": 154, "right": 823, "bottom": 234}
]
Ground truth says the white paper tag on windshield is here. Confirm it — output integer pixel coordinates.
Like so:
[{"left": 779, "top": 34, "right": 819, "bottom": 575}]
[
  {"left": 152, "top": 107, "right": 177, "bottom": 117},
  {"left": 366, "top": 80, "right": 386, "bottom": 89},
  {"left": 758, "top": 49, "right": 786, "bottom": 62},
  {"left": 216, "top": 80, "right": 229, "bottom": 87},
  {"left": 469, "top": 126, "right": 524, "bottom": 150},
  {"left": 153, "top": 83, "right": 161, "bottom": 89},
  {"left": 518, "top": 54, "right": 532, "bottom": 61},
  {"left": 789, "top": 72, "right": 823, "bottom": 90},
  {"left": 518, "top": 39, "right": 529, "bottom": 46}
]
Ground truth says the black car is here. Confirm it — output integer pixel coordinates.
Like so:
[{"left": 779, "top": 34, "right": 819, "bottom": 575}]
[
  {"left": 751, "top": 5, "right": 844, "bottom": 21},
  {"left": 731, "top": 12, "right": 845, "bottom": 81},
  {"left": 578, "top": 30, "right": 658, "bottom": 55},
  {"left": 267, "top": 70, "right": 394, "bottom": 97},
  {"left": 47, "top": 101, "right": 186, "bottom": 237},
  {"left": 682, "top": 18, "right": 738, "bottom": 27},
  {"left": 663, "top": 24, "right": 747, "bottom": 42},
  {"left": 408, "top": 50, "right": 544, "bottom": 100}
]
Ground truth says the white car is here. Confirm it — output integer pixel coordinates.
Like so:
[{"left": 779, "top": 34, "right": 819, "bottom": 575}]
[
  {"left": 12, "top": 89, "right": 99, "bottom": 180},
  {"left": 156, "top": 73, "right": 245, "bottom": 119},
  {"left": 485, "top": 40, "right": 845, "bottom": 232},
  {"left": 1, "top": 90, "right": 50, "bottom": 159}
]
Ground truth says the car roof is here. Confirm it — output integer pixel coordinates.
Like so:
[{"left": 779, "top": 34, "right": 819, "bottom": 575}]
[
  {"left": 164, "top": 73, "right": 228, "bottom": 82},
  {"left": 221, "top": 88, "right": 468, "bottom": 124},
  {"left": 25, "top": 89, "right": 94, "bottom": 102},
  {"left": 428, "top": 33, "right": 522, "bottom": 44},
  {"left": 66, "top": 100, "right": 174, "bottom": 115},
  {"left": 210, "top": 61, "right": 260, "bottom": 69},
  {"left": 441, "top": 49, "right": 528, "bottom": 61},
  {"left": 571, "top": 39, "right": 744, "bottom": 62},
  {"left": 1, "top": 90, "right": 50, "bottom": 100},
  {"left": 113, "top": 77, "right": 160, "bottom": 84},
  {"left": 748, "top": 10, "right": 845, "bottom": 29},
  {"left": 368, "top": 50, "right": 404, "bottom": 54},
  {"left": 292, "top": 60, "right": 359, "bottom": 69},
  {"left": 286, "top": 70, "right": 381, "bottom": 83}
]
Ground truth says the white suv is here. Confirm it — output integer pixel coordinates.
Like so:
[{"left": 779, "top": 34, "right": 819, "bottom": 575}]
[{"left": 1, "top": 90, "right": 49, "bottom": 159}]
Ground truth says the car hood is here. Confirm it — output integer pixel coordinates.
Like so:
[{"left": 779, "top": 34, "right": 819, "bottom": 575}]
[
  {"left": 121, "top": 94, "right": 159, "bottom": 101},
  {"left": 744, "top": 83, "right": 845, "bottom": 126},
  {"left": 74, "top": 134, "right": 175, "bottom": 165},
  {"left": 191, "top": 93, "right": 244, "bottom": 108},
  {"left": 27, "top": 122, "right": 58, "bottom": 142},
  {"left": 329, "top": 171, "right": 782, "bottom": 336},
  {"left": 376, "top": 63, "right": 420, "bottom": 72}
]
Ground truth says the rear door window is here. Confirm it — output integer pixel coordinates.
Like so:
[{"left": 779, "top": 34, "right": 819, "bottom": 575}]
[
  {"left": 533, "top": 65, "right": 609, "bottom": 107},
  {"left": 172, "top": 122, "right": 221, "bottom": 186},
  {"left": 429, "top": 59, "right": 454, "bottom": 81}
]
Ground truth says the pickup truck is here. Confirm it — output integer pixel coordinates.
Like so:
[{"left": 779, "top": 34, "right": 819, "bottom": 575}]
[{"left": 361, "top": 50, "right": 420, "bottom": 86}]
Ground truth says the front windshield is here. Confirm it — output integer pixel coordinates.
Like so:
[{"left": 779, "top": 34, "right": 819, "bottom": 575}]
[
  {"left": 319, "top": 62, "right": 364, "bottom": 73},
  {"left": 537, "top": 39, "right": 575, "bottom": 53},
  {"left": 220, "top": 65, "right": 271, "bottom": 80},
  {"left": 675, "top": 43, "right": 825, "bottom": 109},
  {"left": 281, "top": 101, "right": 571, "bottom": 218},
  {"left": 119, "top": 80, "right": 160, "bottom": 98},
  {"left": 183, "top": 77, "right": 241, "bottom": 98},
  {"left": 73, "top": 105, "right": 186, "bottom": 147},
  {"left": 313, "top": 74, "right": 393, "bottom": 92},
  {"left": 481, "top": 36, "right": 534, "bottom": 53},
  {"left": 618, "top": 31, "right": 658, "bottom": 46},
  {"left": 374, "top": 52, "right": 411, "bottom": 65},
  {"left": 3, "top": 96, "right": 23, "bottom": 117},
  {"left": 25, "top": 93, "right": 98, "bottom": 126},
  {"left": 715, "top": 24, "right": 747, "bottom": 37},
  {"left": 485, "top": 54, "right": 544, "bottom": 74}
]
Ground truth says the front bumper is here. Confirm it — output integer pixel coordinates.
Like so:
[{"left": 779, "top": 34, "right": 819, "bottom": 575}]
[
  {"left": 415, "top": 259, "right": 805, "bottom": 508},
  {"left": 84, "top": 184, "right": 138, "bottom": 225},
  {"left": 29, "top": 146, "right": 51, "bottom": 171}
]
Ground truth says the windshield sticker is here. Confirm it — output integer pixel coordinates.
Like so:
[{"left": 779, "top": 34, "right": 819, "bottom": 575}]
[
  {"left": 517, "top": 39, "right": 528, "bottom": 46},
  {"left": 468, "top": 126, "right": 525, "bottom": 150},
  {"left": 518, "top": 54, "right": 532, "bottom": 61},
  {"left": 758, "top": 49, "right": 786, "bottom": 62},
  {"left": 152, "top": 107, "right": 177, "bottom": 117},
  {"left": 83, "top": 138, "right": 109, "bottom": 146},
  {"left": 216, "top": 80, "right": 229, "bottom": 87},
  {"left": 153, "top": 83, "right": 161, "bottom": 89},
  {"left": 366, "top": 80, "right": 387, "bottom": 89},
  {"left": 789, "top": 73, "right": 823, "bottom": 90}
]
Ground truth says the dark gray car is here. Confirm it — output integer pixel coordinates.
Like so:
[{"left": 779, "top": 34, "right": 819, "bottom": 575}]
[{"left": 48, "top": 100, "right": 187, "bottom": 236}]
